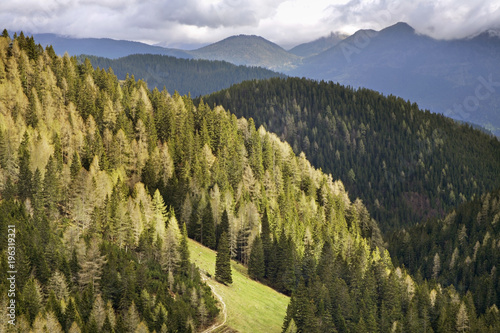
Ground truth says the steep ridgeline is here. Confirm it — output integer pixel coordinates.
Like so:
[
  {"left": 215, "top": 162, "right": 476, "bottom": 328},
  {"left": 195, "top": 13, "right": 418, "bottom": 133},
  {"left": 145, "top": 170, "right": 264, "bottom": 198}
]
[
  {"left": 201, "top": 77, "right": 500, "bottom": 233},
  {"left": 79, "top": 54, "right": 285, "bottom": 97},
  {"left": 2, "top": 34, "right": 500, "bottom": 332},
  {"left": 388, "top": 188, "right": 500, "bottom": 318},
  {"left": 0, "top": 33, "right": 218, "bottom": 332}
]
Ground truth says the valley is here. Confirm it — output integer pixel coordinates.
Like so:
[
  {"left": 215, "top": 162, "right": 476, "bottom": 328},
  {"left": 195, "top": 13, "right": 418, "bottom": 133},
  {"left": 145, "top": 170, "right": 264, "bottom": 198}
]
[{"left": 0, "top": 24, "right": 499, "bottom": 333}]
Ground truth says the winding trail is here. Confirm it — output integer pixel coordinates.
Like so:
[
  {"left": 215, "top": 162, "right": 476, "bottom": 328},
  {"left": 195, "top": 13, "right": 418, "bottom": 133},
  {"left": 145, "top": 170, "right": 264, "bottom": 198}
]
[{"left": 202, "top": 275, "right": 228, "bottom": 333}]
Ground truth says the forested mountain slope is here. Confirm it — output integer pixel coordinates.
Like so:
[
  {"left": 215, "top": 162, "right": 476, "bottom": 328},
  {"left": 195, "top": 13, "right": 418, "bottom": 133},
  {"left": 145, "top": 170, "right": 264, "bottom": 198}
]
[
  {"left": 0, "top": 31, "right": 381, "bottom": 332},
  {"left": 202, "top": 77, "right": 500, "bottom": 232},
  {"left": 0, "top": 32, "right": 218, "bottom": 333},
  {"left": 389, "top": 188, "right": 500, "bottom": 316},
  {"left": 1, "top": 33, "right": 499, "bottom": 333},
  {"left": 79, "top": 54, "right": 285, "bottom": 97},
  {"left": 189, "top": 35, "right": 300, "bottom": 72}
]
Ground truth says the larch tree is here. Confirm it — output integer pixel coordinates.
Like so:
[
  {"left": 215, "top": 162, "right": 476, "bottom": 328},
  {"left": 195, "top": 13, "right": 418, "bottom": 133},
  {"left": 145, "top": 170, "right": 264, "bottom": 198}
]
[
  {"left": 78, "top": 240, "right": 107, "bottom": 290},
  {"left": 43, "top": 155, "right": 61, "bottom": 218},
  {"left": 90, "top": 293, "right": 106, "bottom": 330},
  {"left": 432, "top": 252, "right": 441, "bottom": 280},
  {"left": 125, "top": 301, "right": 140, "bottom": 333},
  {"left": 161, "top": 209, "right": 181, "bottom": 274},
  {"left": 47, "top": 270, "right": 69, "bottom": 301},
  {"left": 68, "top": 321, "right": 82, "bottom": 333},
  {"left": 45, "top": 311, "right": 64, "bottom": 333},
  {"left": 152, "top": 189, "right": 167, "bottom": 240},
  {"left": 456, "top": 301, "right": 470, "bottom": 333}
]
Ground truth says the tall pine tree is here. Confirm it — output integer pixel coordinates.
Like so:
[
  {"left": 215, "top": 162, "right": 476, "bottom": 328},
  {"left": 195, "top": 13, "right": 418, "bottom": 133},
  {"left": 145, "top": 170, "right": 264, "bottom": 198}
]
[
  {"left": 202, "top": 200, "right": 216, "bottom": 249},
  {"left": 179, "top": 222, "right": 191, "bottom": 274},
  {"left": 248, "top": 235, "right": 265, "bottom": 282},
  {"left": 216, "top": 209, "right": 230, "bottom": 248},
  {"left": 261, "top": 208, "right": 272, "bottom": 278},
  {"left": 215, "top": 231, "right": 232, "bottom": 285}
]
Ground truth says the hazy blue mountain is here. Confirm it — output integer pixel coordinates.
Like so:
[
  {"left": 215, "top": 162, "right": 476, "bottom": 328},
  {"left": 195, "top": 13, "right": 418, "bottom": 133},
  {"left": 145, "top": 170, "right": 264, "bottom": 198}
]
[
  {"left": 288, "top": 22, "right": 500, "bottom": 135},
  {"left": 288, "top": 31, "right": 348, "bottom": 57},
  {"left": 32, "top": 33, "right": 300, "bottom": 72},
  {"left": 80, "top": 53, "right": 285, "bottom": 97},
  {"left": 189, "top": 34, "right": 301, "bottom": 72},
  {"left": 27, "top": 26, "right": 500, "bottom": 134},
  {"left": 32, "top": 33, "right": 192, "bottom": 59}
]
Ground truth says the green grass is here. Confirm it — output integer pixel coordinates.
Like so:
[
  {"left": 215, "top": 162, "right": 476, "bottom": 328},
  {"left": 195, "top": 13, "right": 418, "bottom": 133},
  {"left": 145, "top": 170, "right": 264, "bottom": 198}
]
[{"left": 188, "top": 239, "right": 289, "bottom": 333}]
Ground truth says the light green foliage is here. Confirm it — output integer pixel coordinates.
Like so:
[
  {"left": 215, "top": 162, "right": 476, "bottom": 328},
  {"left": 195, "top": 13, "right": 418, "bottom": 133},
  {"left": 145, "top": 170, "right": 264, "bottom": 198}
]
[{"left": 1, "top": 33, "right": 498, "bottom": 333}]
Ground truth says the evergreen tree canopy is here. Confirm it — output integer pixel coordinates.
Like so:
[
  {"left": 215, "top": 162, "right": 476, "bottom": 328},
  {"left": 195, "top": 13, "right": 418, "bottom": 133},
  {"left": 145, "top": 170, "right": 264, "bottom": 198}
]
[
  {"left": 201, "top": 77, "right": 500, "bottom": 233},
  {"left": 215, "top": 231, "right": 232, "bottom": 285},
  {"left": 248, "top": 235, "right": 265, "bottom": 282},
  {"left": 0, "top": 32, "right": 498, "bottom": 333}
]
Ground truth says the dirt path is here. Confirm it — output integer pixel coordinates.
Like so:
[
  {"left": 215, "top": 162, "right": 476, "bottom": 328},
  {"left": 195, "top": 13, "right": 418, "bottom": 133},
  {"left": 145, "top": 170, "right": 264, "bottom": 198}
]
[{"left": 202, "top": 275, "right": 228, "bottom": 333}]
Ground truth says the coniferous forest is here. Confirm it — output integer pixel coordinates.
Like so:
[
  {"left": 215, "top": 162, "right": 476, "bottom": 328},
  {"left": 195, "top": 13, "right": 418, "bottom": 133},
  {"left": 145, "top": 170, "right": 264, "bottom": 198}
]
[
  {"left": 0, "top": 32, "right": 500, "bottom": 332},
  {"left": 79, "top": 54, "right": 285, "bottom": 98},
  {"left": 201, "top": 78, "right": 500, "bottom": 232}
]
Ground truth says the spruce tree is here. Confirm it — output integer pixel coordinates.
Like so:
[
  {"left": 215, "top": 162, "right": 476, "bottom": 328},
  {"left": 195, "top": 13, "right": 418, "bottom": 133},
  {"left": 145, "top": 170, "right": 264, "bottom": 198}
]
[
  {"left": 215, "top": 231, "right": 232, "bottom": 285},
  {"left": 202, "top": 200, "right": 216, "bottom": 249},
  {"left": 21, "top": 278, "right": 42, "bottom": 325},
  {"left": 248, "top": 235, "right": 265, "bottom": 282},
  {"left": 179, "top": 222, "right": 191, "bottom": 274},
  {"left": 294, "top": 278, "right": 318, "bottom": 333},
  {"left": 261, "top": 208, "right": 272, "bottom": 277},
  {"left": 70, "top": 152, "right": 82, "bottom": 180},
  {"left": 65, "top": 298, "right": 83, "bottom": 332},
  {"left": 43, "top": 155, "right": 61, "bottom": 216},
  {"left": 101, "top": 315, "right": 113, "bottom": 333},
  {"left": 216, "top": 209, "right": 230, "bottom": 248},
  {"left": 17, "top": 131, "right": 32, "bottom": 200}
]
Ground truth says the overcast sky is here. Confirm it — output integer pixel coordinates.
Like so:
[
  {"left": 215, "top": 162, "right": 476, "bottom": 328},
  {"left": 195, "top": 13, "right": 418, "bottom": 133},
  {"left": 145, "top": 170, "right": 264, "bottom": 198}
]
[{"left": 1, "top": 0, "right": 500, "bottom": 49}]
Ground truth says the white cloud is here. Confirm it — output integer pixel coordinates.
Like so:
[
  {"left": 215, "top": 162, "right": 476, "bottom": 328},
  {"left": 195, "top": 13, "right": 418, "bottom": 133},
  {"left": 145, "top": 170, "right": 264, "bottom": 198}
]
[
  {"left": 0, "top": 0, "right": 499, "bottom": 48},
  {"left": 325, "top": 0, "right": 500, "bottom": 40}
]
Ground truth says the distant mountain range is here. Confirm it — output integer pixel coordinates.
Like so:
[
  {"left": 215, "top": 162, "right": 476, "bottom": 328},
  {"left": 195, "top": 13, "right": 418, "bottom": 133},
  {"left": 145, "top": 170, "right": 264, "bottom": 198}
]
[
  {"left": 289, "top": 22, "right": 500, "bottom": 135},
  {"left": 29, "top": 23, "right": 500, "bottom": 135},
  {"left": 33, "top": 33, "right": 299, "bottom": 72},
  {"left": 32, "top": 33, "right": 193, "bottom": 59}
]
